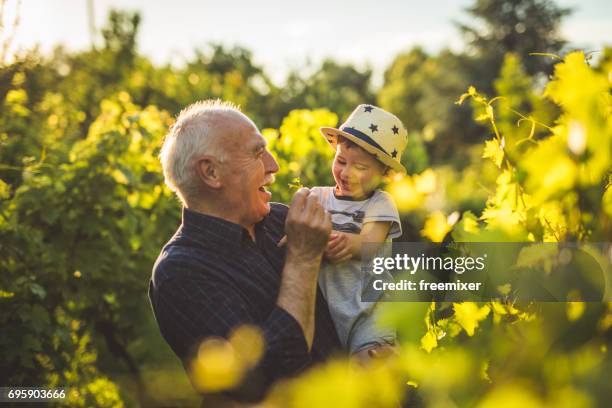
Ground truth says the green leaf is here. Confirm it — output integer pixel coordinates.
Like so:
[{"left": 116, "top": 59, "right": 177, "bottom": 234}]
[
  {"left": 482, "top": 138, "right": 504, "bottom": 168},
  {"left": 0, "top": 178, "right": 10, "bottom": 199},
  {"left": 30, "top": 283, "right": 47, "bottom": 300},
  {"left": 29, "top": 304, "right": 51, "bottom": 331},
  {"left": 456, "top": 92, "right": 470, "bottom": 106},
  {"left": 453, "top": 302, "right": 490, "bottom": 336},
  {"left": 420, "top": 330, "right": 438, "bottom": 353}
]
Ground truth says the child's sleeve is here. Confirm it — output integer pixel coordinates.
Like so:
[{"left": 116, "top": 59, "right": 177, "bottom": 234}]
[
  {"left": 363, "top": 190, "right": 402, "bottom": 239},
  {"left": 309, "top": 186, "right": 325, "bottom": 207}
]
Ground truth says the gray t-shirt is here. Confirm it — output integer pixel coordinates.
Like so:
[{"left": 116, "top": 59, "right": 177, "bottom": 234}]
[{"left": 312, "top": 186, "right": 401, "bottom": 352}]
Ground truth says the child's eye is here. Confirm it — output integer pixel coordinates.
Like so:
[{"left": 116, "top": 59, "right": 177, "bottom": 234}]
[{"left": 355, "top": 165, "right": 368, "bottom": 171}]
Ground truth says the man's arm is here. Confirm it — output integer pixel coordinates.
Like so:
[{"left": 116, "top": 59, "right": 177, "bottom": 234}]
[{"left": 277, "top": 188, "right": 332, "bottom": 350}]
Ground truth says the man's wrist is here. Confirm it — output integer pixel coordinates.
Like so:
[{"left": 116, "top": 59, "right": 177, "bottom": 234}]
[{"left": 285, "top": 250, "right": 323, "bottom": 269}]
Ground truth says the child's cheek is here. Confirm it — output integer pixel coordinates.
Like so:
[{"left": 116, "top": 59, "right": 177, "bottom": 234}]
[
  {"left": 332, "top": 165, "right": 341, "bottom": 182},
  {"left": 363, "top": 172, "right": 379, "bottom": 191}
]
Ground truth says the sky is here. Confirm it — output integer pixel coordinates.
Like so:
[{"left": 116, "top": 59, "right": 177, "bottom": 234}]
[{"left": 3, "top": 0, "right": 611, "bottom": 85}]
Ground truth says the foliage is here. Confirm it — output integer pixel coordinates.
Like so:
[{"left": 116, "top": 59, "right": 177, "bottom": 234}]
[
  {"left": 380, "top": 0, "right": 572, "bottom": 164},
  {"left": 377, "top": 47, "right": 430, "bottom": 132},
  {"left": 0, "top": 82, "right": 179, "bottom": 405},
  {"left": 283, "top": 60, "right": 375, "bottom": 123},
  {"left": 379, "top": 48, "right": 482, "bottom": 162},
  {"left": 264, "top": 108, "right": 337, "bottom": 202},
  {"left": 456, "top": 51, "right": 610, "bottom": 241}
]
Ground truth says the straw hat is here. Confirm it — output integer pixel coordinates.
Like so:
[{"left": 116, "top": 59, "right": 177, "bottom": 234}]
[{"left": 320, "top": 104, "right": 408, "bottom": 174}]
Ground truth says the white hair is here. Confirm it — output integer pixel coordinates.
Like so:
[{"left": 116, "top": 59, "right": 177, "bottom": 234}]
[{"left": 159, "top": 99, "right": 242, "bottom": 205}]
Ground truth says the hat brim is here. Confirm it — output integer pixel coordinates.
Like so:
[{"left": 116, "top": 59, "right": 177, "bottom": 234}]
[{"left": 319, "top": 126, "right": 406, "bottom": 175}]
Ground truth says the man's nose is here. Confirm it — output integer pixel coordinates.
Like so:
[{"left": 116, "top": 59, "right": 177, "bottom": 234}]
[{"left": 263, "top": 150, "right": 279, "bottom": 174}]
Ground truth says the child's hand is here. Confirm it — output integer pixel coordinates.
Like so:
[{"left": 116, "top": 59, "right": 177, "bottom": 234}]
[
  {"left": 352, "top": 344, "right": 398, "bottom": 367},
  {"left": 324, "top": 232, "right": 353, "bottom": 263}
]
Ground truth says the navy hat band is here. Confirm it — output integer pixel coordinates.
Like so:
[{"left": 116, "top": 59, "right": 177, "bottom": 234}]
[{"left": 340, "top": 126, "right": 389, "bottom": 156}]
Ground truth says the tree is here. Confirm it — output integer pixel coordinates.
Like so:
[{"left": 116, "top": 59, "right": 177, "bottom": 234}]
[
  {"left": 378, "top": 49, "right": 482, "bottom": 163},
  {"left": 457, "top": 0, "right": 571, "bottom": 86},
  {"left": 378, "top": 0, "right": 572, "bottom": 163},
  {"left": 377, "top": 47, "right": 429, "bottom": 132},
  {"left": 101, "top": 9, "right": 141, "bottom": 68},
  {"left": 283, "top": 60, "right": 375, "bottom": 123}
]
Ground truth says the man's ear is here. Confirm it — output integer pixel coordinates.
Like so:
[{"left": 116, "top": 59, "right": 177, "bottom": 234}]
[{"left": 196, "top": 156, "right": 222, "bottom": 189}]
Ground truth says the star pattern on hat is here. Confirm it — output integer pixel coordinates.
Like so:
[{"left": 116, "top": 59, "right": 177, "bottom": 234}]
[
  {"left": 392, "top": 125, "right": 399, "bottom": 134},
  {"left": 364, "top": 105, "right": 374, "bottom": 113},
  {"left": 369, "top": 123, "right": 378, "bottom": 132},
  {"left": 391, "top": 149, "right": 398, "bottom": 158}
]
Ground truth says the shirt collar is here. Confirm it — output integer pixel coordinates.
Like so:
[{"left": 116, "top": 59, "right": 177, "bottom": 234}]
[
  {"left": 181, "top": 207, "right": 270, "bottom": 249},
  {"left": 181, "top": 207, "right": 250, "bottom": 248},
  {"left": 333, "top": 185, "right": 376, "bottom": 201}
]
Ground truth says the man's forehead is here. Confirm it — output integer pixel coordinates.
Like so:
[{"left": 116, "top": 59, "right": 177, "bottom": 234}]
[
  {"left": 231, "top": 111, "right": 260, "bottom": 136},
  {"left": 215, "top": 111, "right": 263, "bottom": 142},
  {"left": 226, "top": 118, "right": 266, "bottom": 153}
]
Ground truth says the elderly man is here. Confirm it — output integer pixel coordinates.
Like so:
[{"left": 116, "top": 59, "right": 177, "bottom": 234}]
[{"left": 148, "top": 100, "right": 342, "bottom": 403}]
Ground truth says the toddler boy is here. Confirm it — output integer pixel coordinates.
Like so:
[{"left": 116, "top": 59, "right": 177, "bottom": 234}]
[{"left": 313, "top": 104, "right": 408, "bottom": 355}]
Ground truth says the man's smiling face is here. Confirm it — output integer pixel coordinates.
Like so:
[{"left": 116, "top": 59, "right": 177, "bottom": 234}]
[{"left": 217, "top": 112, "right": 279, "bottom": 227}]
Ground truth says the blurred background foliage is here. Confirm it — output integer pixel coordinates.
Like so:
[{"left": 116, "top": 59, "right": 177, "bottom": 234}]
[{"left": 0, "top": 0, "right": 610, "bottom": 406}]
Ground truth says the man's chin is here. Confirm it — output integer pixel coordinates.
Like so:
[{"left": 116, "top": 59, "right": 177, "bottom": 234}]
[
  {"left": 258, "top": 190, "right": 272, "bottom": 213},
  {"left": 256, "top": 201, "right": 271, "bottom": 221}
]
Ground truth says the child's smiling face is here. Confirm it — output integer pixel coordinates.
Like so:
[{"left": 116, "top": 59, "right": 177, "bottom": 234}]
[{"left": 332, "top": 139, "right": 386, "bottom": 200}]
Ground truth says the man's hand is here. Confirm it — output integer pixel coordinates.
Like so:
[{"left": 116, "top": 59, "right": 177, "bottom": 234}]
[
  {"left": 324, "top": 232, "right": 353, "bottom": 263},
  {"left": 284, "top": 188, "right": 331, "bottom": 265}
]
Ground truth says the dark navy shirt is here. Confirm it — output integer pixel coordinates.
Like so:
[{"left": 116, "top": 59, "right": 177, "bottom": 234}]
[{"left": 148, "top": 203, "right": 342, "bottom": 402}]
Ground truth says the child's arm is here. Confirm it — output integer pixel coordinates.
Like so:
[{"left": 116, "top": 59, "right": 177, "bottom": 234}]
[{"left": 325, "top": 221, "right": 391, "bottom": 263}]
